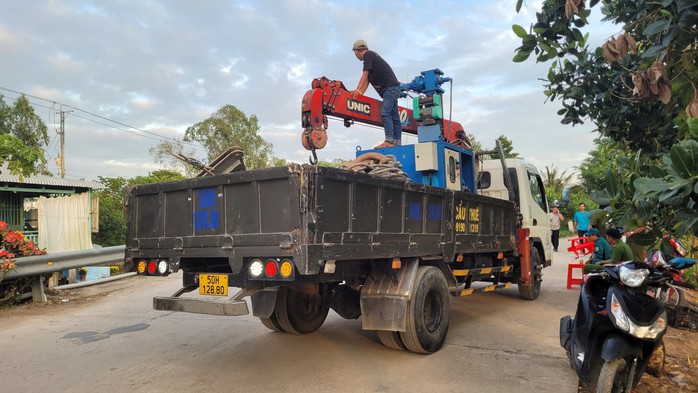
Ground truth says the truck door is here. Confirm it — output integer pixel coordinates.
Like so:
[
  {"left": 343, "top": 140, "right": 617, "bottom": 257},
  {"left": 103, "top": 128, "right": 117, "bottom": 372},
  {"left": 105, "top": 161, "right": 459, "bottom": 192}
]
[{"left": 525, "top": 170, "right": 552, "bottom": 260}]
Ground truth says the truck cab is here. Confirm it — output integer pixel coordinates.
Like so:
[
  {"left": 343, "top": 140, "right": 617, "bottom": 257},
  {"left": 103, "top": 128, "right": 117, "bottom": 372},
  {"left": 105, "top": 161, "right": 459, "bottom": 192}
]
[{"left": 479, "top": 159, "right": 552, "bottom": 267}]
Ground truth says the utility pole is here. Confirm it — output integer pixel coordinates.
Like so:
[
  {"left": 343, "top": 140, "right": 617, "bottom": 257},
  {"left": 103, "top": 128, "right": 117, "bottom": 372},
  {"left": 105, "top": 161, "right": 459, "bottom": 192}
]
[{"left": 57, "top": 109, "right": 72, "bottom": 178}]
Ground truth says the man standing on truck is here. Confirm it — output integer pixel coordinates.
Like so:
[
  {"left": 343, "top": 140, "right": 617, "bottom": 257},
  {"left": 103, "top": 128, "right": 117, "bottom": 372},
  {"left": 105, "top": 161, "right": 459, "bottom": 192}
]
[
  {"left": 573, "top": 203, "right": 591, "bottom": 238},
  {"left": 350, "top": 39, "right": 402, "bottom": 148}
]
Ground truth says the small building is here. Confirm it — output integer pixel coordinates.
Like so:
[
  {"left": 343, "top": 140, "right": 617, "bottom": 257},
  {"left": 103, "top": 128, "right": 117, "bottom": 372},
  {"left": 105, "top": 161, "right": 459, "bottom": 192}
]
[{"left": 0, "top": 174, "right": 102, "bottom": 247}]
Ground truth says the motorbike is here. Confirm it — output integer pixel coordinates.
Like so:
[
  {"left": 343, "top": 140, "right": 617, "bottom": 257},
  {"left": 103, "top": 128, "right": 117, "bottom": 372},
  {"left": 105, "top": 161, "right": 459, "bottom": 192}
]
[
  {"left": 647, "top": 238, "right": 696, "bottom": 307},
  {"left": 559, "top": 261, "right": 674, "bottom": 393}
]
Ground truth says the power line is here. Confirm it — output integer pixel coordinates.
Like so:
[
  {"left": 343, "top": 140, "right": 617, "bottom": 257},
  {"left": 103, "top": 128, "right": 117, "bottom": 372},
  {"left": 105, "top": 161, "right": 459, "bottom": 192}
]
[{"left": 0, "top": 86, "right": 204, "bottom": 150}]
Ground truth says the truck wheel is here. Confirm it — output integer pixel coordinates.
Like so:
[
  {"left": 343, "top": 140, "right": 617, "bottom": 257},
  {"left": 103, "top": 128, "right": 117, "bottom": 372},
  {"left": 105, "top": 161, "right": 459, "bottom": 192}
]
[
  {"left": 399, "top": 266, "right": 450, "bottom": 354},
  {"left": 259, "top": 313, "right": 284, "bottom": 332},
  {"left": 275, "top": 285, "right": 329, "bottom": 334},
  {"left": 518, "top": 246, "right": 542, "bottom": 300},
  {"left": 377, "top": 330, "right": 406, "bottom": 351}
]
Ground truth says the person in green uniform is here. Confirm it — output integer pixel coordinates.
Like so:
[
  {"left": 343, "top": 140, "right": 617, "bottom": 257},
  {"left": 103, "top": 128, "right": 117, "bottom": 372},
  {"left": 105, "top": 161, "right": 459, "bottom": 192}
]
[
  {"left": 583, "top": 228, "right": 612, "bottom": 273},
  {"left": 607, "top": 228, "right": 633, "bottom": 263}
]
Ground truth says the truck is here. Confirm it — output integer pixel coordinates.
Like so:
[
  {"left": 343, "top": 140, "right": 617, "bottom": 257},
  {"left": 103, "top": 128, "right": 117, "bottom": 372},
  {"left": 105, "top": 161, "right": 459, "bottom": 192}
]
[{"left": 124, "top": 69, "right": 552, "bottom": 354}]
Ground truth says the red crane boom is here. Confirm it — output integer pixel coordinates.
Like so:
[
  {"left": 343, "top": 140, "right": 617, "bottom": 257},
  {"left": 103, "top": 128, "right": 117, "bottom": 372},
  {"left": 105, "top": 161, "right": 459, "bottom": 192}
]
[{"left": 301, "top": 77, "right": 464, "bottom": 156}]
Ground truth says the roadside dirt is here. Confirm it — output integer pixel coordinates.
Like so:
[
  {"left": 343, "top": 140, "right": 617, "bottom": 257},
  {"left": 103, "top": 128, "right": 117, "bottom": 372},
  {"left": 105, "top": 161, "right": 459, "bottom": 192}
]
[{"left": 635, "top": 327, "right": 698, "bottom": 393}]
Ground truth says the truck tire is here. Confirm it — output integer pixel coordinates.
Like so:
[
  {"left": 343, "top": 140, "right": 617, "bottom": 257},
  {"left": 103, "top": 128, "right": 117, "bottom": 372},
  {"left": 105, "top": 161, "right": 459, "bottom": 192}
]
[
  {"left": 377, "top": 330, "right": 406, "bottom": 351},
  {"left": 275, "top": 285, "right": 329, "bottom": 334},
  {"left": 259, "top": 313, "right": 284, "bottom": 332},
  {"left": 399, "top": 266, "right": 450, "bottom": 354},
  {"left": 518, "top": 246, "right": 542, "bottom": 300}
]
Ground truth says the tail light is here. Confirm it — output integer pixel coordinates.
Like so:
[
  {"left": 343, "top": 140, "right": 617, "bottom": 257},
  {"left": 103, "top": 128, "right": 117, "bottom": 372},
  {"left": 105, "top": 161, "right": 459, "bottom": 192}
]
[
  {"left": 247, "top": 257, "right": 295, "bottom": 281},
  {"left": 146, "top": 259, "right": 157, "bottom": 275},
  {"left": 265, "top": 259, "right": 278, "bottom": 277},
  {"left": 137, "top": 259, "right": 147, "bottom": 274}
]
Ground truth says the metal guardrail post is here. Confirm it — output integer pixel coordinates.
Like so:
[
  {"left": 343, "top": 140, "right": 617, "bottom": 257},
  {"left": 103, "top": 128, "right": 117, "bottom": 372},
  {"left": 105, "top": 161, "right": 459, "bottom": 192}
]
[
  {"left": 31, "top": 275, "right": 47, "bottom": 302},
  {"left": 3, "top": 245, "right": 126, "bottom": 303}
]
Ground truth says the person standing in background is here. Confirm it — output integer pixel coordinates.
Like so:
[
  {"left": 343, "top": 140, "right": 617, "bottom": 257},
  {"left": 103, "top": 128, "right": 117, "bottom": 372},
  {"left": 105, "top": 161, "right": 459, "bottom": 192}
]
[
  {"left": 624, "top": 223, "right": 649, "bottom": 262},
  {"left": 549, "top": 206, "right": 564, "bottom": 252},
  {"left": 573, "top": 203, "right": 591, "bottom": 238}
]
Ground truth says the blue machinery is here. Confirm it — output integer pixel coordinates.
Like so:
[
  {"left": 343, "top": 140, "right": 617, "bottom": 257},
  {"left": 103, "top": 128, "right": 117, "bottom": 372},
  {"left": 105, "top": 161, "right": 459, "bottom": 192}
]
[{"left": 360, "top": 69, "right": 476, "bottom": 192}]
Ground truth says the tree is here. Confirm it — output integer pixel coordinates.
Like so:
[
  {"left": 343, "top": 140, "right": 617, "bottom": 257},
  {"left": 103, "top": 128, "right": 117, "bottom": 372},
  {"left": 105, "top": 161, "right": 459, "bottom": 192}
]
[
  {"left": 92, "top": 176, "right": 128, "bottom": 247},
  {"left": 0, "top": 95, "right": 47, "bottom": 176},
  {"left": 9, "top": 95, "right": 49, "bottom": 152},
  {"left": 542, "top": 164, "right": 574, "bottom": 194},
  {"left": 183, "top": 105, "right": 274, "bottom": 170},
  {"left": 514, "top": 0, "right": 698, "bottom": 237},
  {"left": 475, "top": 135, "right": 520, "bottom": 159},
  {"left": 577, "top": 138, "right": 631, "bottom": 192},
  {"left": 92, "top": 170, "right": 186, "bottom": 247},
  {"left": 149, "top": 139, "right": 200, "bottom": 177}
]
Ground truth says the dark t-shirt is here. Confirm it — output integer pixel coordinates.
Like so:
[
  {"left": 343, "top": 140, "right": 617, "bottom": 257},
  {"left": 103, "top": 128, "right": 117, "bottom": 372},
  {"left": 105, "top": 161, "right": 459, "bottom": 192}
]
[{"left": 362, "top": 50, "right": 399, "bottom": 97}]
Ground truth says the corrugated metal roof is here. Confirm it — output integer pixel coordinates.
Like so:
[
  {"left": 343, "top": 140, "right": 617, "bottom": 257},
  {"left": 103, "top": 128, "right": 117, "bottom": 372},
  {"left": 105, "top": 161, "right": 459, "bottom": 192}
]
[{"left": 0, "top": 174, "right": 103, "bottom": 189}]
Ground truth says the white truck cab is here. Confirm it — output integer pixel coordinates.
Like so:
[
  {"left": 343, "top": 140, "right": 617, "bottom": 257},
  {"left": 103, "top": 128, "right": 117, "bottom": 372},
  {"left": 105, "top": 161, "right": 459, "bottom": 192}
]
[{"left": 479, "top": 159, "right": 552, "bottom": 267}]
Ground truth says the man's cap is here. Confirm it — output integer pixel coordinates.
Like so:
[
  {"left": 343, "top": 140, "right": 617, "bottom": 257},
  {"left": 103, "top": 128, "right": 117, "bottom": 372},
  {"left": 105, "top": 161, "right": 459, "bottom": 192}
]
[
  {"left": 585, "top": 228, "right": 600, "bottom": 237},
  {"left": 607, "top": 228, "right": 622, "bottom": 239},
  {"left": 352, "top": 39, "right": 368, "bottom": 51}
]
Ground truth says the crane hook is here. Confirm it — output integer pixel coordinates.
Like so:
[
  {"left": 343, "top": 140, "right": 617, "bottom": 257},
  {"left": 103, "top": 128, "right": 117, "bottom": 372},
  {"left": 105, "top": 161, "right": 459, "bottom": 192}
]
[{"left": 309, "top": 148, "right": 318, "bottom": 165}]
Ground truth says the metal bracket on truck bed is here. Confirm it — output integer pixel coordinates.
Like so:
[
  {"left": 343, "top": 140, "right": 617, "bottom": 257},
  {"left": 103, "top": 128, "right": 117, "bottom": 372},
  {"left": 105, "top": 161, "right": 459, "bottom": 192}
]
[{"left": 153, "top": 286, "right": 250, "bottom": 316}]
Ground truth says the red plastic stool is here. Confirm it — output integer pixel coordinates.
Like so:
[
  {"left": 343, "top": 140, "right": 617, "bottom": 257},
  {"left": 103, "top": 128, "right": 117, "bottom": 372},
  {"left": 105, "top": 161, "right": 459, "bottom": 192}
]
[
  {"left": 567, "top": 263, "right": 585, "bottom": 289},
  {"left": 567, "top": 240, "right": 594, "bottom": 258}
]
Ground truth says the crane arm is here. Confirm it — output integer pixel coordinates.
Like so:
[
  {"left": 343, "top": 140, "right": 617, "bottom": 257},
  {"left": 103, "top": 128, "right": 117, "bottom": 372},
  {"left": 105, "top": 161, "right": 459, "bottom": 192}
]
[{"left": 301, "top": 76, "right": 464, "bottom": 155}]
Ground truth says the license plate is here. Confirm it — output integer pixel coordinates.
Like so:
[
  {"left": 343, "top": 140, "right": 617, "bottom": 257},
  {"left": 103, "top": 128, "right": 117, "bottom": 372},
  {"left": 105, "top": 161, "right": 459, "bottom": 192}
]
[{"left": 199, "top": 273, "right": 228, "bottom": 296}]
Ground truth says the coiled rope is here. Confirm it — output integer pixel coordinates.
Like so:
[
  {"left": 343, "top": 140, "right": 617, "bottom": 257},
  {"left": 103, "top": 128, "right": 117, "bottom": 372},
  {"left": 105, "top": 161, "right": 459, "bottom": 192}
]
[{"left": 338, "top": 153, "right": 410, "bottom": 181}]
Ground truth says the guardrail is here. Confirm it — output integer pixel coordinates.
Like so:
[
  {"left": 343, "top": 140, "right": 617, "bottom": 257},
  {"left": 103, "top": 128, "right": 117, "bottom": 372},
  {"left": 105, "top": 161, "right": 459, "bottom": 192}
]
[{"left": 2, "top": 245, "right": 126, "bottom": 302}]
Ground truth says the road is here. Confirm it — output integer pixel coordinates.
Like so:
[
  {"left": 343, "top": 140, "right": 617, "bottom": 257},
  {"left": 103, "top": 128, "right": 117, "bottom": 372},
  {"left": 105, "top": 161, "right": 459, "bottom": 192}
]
[{"left": 0, "top": 246, "right": 582, "bottom": 393}]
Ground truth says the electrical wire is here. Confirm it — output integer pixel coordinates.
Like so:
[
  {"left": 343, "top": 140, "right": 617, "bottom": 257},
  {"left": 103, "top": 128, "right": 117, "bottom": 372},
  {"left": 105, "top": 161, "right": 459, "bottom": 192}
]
[{"left": 0, "top": 86, "right": 203, "bottom": 150}]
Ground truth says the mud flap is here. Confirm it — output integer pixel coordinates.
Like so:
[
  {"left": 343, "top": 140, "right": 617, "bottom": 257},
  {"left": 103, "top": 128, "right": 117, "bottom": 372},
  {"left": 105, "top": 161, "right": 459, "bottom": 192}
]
[
  {"left": 251, "top": 289, "right": 278, "bottom": 318},
  {"left": 360, "top": 258, "right": 419, "bottom": 332}
]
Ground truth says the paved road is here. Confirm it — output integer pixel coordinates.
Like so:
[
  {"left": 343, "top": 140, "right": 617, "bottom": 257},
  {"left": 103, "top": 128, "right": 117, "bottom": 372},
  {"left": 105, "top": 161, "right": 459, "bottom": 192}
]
[{"left": 1, "top": 245, "right": 582, "bottom": 393}]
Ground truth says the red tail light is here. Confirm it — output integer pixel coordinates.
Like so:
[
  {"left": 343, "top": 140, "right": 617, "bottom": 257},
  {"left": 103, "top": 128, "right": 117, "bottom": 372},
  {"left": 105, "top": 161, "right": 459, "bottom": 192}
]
[
  {"left": 147, "top": 259, "right": 157, "bottom": 275},
  {"left": 265, "top": 259, "right": 278, "bottom": 277}
]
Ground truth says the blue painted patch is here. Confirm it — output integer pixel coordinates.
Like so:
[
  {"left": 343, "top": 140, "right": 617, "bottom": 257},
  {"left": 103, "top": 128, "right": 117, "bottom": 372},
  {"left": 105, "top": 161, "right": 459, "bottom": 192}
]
[
  {"left": 427, "top": 204, "right": 443, "bottom": 220},
  {"left": 408, "top": 202, "right": 421, "bottom": 220},
  {"left": 198, "top": 188, "right": 217, "bottom": 208},
  {"left": 194, "top": 188, "right": 220, "bottom": 230}
]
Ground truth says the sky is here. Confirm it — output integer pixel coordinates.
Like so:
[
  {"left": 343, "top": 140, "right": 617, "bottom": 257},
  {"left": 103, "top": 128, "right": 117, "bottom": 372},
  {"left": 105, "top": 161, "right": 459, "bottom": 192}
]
[{"left": 0, "top": 0, "right": 622, "bottom": 182}]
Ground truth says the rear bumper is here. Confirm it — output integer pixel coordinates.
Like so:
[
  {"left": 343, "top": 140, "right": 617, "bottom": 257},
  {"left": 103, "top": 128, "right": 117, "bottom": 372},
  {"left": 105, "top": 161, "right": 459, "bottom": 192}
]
[{"left": 153, "top": 296, "right": 249, "bottom": 316}]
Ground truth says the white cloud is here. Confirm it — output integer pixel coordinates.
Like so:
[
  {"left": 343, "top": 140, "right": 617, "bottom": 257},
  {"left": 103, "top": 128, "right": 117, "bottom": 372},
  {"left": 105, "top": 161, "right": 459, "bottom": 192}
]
[{"left": 1, "top": 0, "right": 607, "bottom": 181}]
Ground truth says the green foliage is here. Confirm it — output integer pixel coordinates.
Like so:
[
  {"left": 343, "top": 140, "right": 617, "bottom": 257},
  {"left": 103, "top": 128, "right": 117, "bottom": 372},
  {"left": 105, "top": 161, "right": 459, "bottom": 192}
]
[
  {"left": 316, "top": 158, "right": 346, "bottom": 167},
  {"left": 91, "top": 176, "right": 128, "bottom": 247},
  {"left": 184, "top": 105, "right": 274, "bottom": 170},
  {"left": 92, "top": 171, "right": 185, "bottom": 247},
  {"left": 542, "top": 164, "right": 574, "bottom": 194},
  {"left": 0, "top": 95, "right": 48, "bottom": 176},
  {"left": 578, "top": 138, "right": 631, "bottom": 193},
  {"left": 474, "top": 135, "right": 520, "bottom": 159},
  {"left": 513, "top": 0, "right": 697, "bottom": 152},
  {"left": 514, "top": 0, "right": 698, "bottom": 240},
  {"left": 0, "top": 134, "right": 45, "bottom": 177},
  {"left": 129, "top": 169, "right": 185, "bottom": 187}
]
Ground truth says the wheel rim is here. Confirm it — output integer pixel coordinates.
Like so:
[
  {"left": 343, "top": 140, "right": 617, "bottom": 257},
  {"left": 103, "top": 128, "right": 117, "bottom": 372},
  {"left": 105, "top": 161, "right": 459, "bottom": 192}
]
[{"left": 423, "top": 289, "right": 443, "bottom": 333}]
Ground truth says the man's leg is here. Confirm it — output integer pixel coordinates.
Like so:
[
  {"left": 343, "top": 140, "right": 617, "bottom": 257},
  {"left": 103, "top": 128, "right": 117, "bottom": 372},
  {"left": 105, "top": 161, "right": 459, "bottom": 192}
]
[
  {"left": 552, "top": 230, "right": 559, "bottom": 251},
  {"left": 380, "top": 87, "right": 400, "bottom": 145}
]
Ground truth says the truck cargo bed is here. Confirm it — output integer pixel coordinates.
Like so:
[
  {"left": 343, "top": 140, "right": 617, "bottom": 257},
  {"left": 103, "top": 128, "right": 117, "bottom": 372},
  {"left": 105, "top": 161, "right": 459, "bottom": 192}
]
[{"left": 125, "top": 164, "right": 517, "bottom": 276}]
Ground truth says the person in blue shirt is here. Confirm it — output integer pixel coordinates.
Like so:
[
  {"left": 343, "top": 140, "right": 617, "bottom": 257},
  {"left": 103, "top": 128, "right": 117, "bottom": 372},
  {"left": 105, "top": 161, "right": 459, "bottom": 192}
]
[
  {"left": 584, "top": 228, "right": 612, "bottom": 273},
  {"left": 573, "top": 203, "right": 591, "bottom": 238}
]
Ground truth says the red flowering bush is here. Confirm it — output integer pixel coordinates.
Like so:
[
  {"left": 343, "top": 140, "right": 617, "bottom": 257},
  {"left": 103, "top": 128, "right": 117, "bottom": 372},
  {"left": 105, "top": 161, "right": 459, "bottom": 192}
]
[
  {"left": 0, "top": 250, "right": 16, "bottom": 273},
  {"left": 0, "top": 221, "right": 46, "bottom": 274}
]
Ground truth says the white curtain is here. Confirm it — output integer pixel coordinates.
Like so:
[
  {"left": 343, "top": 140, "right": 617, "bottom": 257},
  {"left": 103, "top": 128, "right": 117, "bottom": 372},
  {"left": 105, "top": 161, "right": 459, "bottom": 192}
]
[{"left": 37, "top": 193, "right": 93, "bottom": 253}]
